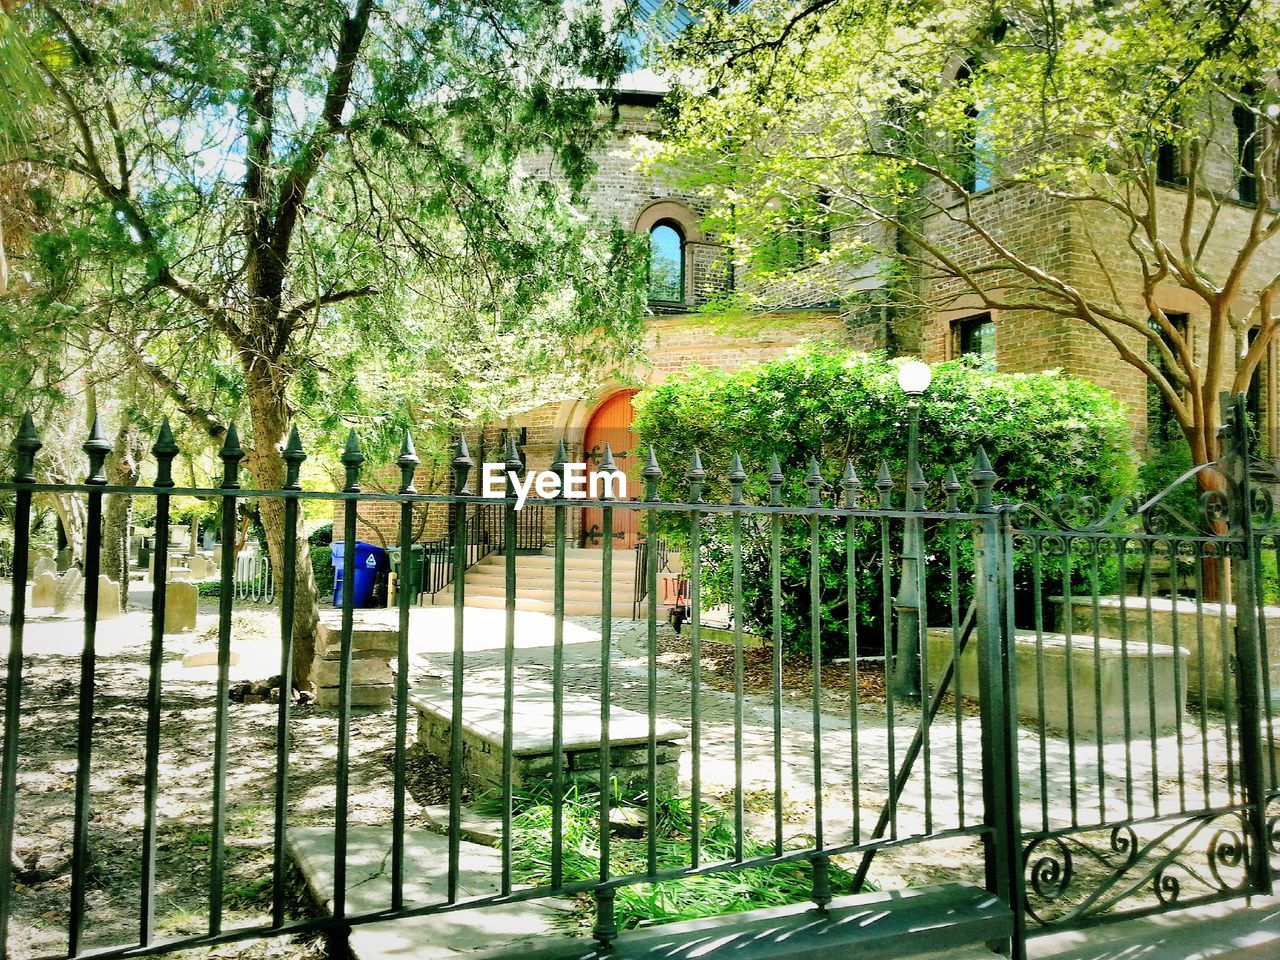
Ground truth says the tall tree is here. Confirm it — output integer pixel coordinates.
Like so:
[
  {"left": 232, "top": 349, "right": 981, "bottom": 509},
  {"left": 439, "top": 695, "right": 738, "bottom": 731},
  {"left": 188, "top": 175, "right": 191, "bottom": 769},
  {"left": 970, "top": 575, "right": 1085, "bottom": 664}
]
[
  {"left": 2, "top": 0, "right": 644, "bottom": 687},
  {"left": 658, "top": 0, "right": 1280, "bottom": 477}
]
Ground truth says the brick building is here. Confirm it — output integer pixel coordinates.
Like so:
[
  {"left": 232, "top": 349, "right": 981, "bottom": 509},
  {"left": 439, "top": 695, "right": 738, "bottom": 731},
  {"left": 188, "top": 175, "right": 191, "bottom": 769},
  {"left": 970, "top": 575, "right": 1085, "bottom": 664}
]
[{"left": 348, "top": 67, "right": 1280, "bottom": 558}]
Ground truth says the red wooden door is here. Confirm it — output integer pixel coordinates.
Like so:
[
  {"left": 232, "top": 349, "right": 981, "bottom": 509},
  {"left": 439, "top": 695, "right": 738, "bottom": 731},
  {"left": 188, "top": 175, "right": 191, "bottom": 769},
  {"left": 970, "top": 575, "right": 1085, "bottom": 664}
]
[{"left": 581, "top": 390, "right": 641, "bottom": 548}]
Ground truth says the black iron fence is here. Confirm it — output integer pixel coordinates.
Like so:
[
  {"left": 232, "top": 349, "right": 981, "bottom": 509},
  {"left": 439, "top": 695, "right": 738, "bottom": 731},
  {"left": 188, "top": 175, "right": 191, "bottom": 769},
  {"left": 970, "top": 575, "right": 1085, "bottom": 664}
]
[{"left": 0, "top": 397, "right": 1277, "bottom": 960}]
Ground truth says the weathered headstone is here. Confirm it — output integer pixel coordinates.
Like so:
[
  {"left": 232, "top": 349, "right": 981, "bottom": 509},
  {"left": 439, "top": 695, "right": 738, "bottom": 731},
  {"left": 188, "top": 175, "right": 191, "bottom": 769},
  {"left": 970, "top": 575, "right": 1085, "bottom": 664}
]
[
  {"left": 54, "top": 568, "right": 83, "bottom": 614},
  {"left": 164, "top": 581, "right": 198, "bottom": 634},
  {"left": 212, "top": 543, "right": 223, "bottom": 566},
  {"left": 96, "top": 575, "right": 122, "bottom": 621},
  {"left": 32, "top": 556, "right": 56, "bottom": 580},
  {"left": 27, "top": 545, "right": 54, "bottom": 572},
  {"left": 30, "top": 572, "right": 58, "bottom": 608},
  {"left": 189, "top": 555, "right": 214, "bottom": 580}
]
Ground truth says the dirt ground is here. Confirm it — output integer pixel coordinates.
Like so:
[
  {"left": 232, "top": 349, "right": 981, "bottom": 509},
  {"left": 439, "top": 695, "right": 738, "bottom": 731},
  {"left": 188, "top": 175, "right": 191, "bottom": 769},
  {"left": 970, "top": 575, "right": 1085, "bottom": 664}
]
[{"left": 2, "top": 604, "right": 443, "bottom": 960}]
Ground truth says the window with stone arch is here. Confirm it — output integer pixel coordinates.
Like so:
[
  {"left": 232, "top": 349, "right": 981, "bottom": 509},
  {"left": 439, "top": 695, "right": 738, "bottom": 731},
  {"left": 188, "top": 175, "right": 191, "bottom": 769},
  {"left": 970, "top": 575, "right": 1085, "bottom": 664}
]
[{"left": 648, "top": 219, "right": 685, "bottom": 303}]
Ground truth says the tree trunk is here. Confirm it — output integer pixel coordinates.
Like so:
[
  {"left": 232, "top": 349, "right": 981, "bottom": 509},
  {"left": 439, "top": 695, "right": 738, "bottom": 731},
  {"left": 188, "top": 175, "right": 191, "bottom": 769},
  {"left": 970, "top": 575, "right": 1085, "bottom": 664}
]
[
  {"left": 1188, "top": 411, "right": 1229, "bottom": 604},
  {"left": 101, "top": 424, "right": 143, "bottom": 609},
  {"left": 49, "top": 493, "right": 86, "bottom": 568},
  {"left": 242, "top": 361, "right": 320, "bottom": 693}
]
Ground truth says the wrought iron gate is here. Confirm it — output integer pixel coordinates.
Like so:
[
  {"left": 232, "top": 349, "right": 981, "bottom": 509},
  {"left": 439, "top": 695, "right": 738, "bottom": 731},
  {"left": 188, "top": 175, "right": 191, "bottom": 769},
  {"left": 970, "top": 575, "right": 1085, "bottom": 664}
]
[{"left": 0, "top": 395, "right": 1276, "bottom": 960}]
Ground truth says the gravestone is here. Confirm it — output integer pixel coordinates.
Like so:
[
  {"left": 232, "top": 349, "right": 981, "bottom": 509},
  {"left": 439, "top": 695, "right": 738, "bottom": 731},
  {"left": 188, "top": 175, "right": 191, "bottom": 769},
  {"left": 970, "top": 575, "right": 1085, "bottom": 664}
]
[
  {"left": 54, "top": 568, "right": 83, "bottom": 614},
  {"left": 96, "top": 575, "right": 122, "bottom": 621},
  {"left": 28, "top": 545, "right": 54, "bottom": 573},
  {"left": 32, "top": 556, "right": 56, "bottom": 580},
  {"left": 164, "top": 581, "right": 198, "bottom": 634},
  {"left": 30, "top": 572, "right": 58, "bottom": 608},
  {"left": 189, "top": 555, "right": 214, "bottom": 580},
  {"left": 212, "top": 544, "right": 223, "bottom": 567}
]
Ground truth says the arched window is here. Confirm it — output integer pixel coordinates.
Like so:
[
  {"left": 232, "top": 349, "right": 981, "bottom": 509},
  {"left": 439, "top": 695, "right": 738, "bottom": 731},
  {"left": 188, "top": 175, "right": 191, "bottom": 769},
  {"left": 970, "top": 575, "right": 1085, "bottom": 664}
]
[
  {"left": 648, "top": 220, "right": 685, "bottom": 303},
  {"left": 956, "top": 62, "right": 994, "bottom": 193}
]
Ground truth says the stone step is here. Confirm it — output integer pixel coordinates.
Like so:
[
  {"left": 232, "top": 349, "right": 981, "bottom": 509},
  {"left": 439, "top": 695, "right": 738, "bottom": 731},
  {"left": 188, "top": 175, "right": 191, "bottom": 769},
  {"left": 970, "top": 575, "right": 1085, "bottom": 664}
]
[
  {"left": 469, "top": 553, "right": 639, "bottom": 572},
  {"left": 463, "top": 574, "right": 639, "bottom": 602},
  {"left": 458, "top": 594, "right": 639, "bottom": 618}
]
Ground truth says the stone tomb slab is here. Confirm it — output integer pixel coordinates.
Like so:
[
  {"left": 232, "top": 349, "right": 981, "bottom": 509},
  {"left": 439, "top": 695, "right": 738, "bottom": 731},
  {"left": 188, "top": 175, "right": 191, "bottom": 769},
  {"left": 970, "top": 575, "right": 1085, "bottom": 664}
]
[
  {"left": 927, "top": 628, "right": 1186, "bottom": 738},
  {"left": 410, "top": 688, "right": 687, "bottom": 793},
  {"left": 288, "top": 825, "right": 568, "bottom": 960}
]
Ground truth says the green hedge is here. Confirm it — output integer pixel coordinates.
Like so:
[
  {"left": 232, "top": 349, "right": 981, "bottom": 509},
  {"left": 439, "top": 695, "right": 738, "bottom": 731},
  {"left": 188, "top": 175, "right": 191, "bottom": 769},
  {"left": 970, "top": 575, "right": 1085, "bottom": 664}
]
[
  {"left": 633, "top": 350, "right": 1138, "bottom": 656},
  {"left": 311, "top": 544, "right": 335, "bottom": 602}
]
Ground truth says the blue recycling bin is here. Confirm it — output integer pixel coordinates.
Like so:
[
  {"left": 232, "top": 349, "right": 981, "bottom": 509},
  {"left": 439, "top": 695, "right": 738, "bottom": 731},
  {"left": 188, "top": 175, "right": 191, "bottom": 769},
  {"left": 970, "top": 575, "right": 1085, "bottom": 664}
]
[{"left": 331, "top": 541, "right": 389, "bottom": 608}]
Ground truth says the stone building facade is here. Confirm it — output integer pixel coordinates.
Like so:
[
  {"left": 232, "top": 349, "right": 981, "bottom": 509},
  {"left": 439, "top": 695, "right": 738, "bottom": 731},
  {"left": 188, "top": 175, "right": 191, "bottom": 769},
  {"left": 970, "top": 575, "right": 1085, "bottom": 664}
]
[{"left": 346, "top": 79, "right": 1280, "bottom": 550}]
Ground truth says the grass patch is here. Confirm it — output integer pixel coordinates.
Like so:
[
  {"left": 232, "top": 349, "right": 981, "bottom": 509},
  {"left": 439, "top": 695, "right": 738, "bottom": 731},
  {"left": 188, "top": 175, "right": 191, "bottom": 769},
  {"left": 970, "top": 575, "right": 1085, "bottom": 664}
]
[{"left": 480, "top": 783, "right": 862, "bottom": 931}]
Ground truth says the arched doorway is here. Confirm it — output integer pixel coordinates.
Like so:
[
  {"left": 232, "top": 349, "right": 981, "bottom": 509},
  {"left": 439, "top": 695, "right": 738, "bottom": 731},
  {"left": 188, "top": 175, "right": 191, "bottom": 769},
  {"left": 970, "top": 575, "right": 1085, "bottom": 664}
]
[{"left": 581, "top": 390, "right": 641, "bottom": 549}]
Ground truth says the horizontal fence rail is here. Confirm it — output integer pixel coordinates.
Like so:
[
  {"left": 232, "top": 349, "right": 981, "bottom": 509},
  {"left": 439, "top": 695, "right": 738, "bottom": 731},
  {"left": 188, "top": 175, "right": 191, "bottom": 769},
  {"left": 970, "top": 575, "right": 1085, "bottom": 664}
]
[{"left": 0, "top": 399, "right": 1276, "bottom": 960}]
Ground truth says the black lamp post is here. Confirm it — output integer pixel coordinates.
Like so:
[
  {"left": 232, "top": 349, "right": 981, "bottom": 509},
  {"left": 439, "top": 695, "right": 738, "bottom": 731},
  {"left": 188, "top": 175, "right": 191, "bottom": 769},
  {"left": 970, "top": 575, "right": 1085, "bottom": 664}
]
[{"left": 892, "top": 359, "right": 932, "bottom": 702}]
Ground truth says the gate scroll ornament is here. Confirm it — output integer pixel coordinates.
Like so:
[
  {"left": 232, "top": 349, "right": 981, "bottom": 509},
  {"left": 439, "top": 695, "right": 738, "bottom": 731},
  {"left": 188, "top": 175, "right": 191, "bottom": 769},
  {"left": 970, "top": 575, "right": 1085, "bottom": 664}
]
[{"left": 1009, "top": 393, "right": 1276, "bottom": 930}]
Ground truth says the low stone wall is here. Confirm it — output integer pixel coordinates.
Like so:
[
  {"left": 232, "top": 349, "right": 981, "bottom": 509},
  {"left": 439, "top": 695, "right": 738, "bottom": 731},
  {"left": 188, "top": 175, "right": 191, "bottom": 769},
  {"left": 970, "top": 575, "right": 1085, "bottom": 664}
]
[
  {"left": 1052, "top": 596, "right": 1279, "bottom": 706},
  {"left": 926, "top": 628, "right": 1186, "bottom": 737},
  {"left": 411, "top": 688, "right": 686, "bottom": 795}
]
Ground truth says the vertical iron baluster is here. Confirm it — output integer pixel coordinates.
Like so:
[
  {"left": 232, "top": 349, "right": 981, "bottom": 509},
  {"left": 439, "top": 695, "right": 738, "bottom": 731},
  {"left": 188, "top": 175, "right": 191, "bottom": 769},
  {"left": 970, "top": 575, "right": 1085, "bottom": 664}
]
[
  {"left": 1143, "top": 539, "right": 1160, "bottom": 817},
  {"left": 1118, "top": 539, "right": 1135, "bottom": 820},
  {"left": 1194, "top": 541, "right": 1211, "bottom": 807},
  {"left": 391, "top": 432, "right": 417, "bottom": 910},
  {"left": 909, "top": 461, "right": 931, "bottom": 834},
  {"left": 805, "top": 458, "right": 829, "bottom": 909},
  {"left": 876, "top": 463, "right": 896, "bottom": 840},
  {"left": 689, "top": 451, "right": 707, "bottom": 865},
  {"left": 272, "top": 428, "right": 305, "bottom": 925},
  {"left": 843, "top": 462, "right": 862, "bottom": 844},
  {"left": 643, "top": 447, "right": 663, "bottom": 875},
  {"left": 0, "top": 415, "right": 40, "bottom": 960},
  {"left": 1061, "top": 536, "right": 1078, "bottom": 825},
  {"left": 1168, "top": 539, "right": 1186, "bottom": 812},
  {"left": 501, "top": 439, "right": 521, "bottom": 896},
  {"left": 1217, "top": 549, "right": 1236, "bottom": 806},
  {"left": 1031, "top": 538, "right": 1048, "bottom": 832},
  {"left": 1088, "top": 541, "right": 1106, "bottom": 823},
  {"left": 333, "top": 430, "right": 364, "bottom": 922},
  {"left": 764, "top": 456, "right": 783, "bottom": 856},
  {"left": 550, "top": 443, "right": 569, "bottom": 889},
  {"left": 729, "top": 454, "right": 747, "bottom": 863},
  {"left": 447, "top": 439, "right": 472, "bottom": 903},
  {"left": 972, "top": 449, "right": 1024, "bottom": 960},
  {"left": 210, "top": 425, "right": 243, "bottom": 935},
  {"left": 141, "top": 421, "right": 178, "bottom": 943},
  {"left": 593, "top": 444, "right": 617, "bottom": 950},
  {"left": 68, "top": 418, "right": 111, "bottom": 955},
  {"left": 1225, "top": 394, "right": 1272, "bottom": 896},
  {"left": 944, "top": 467, "right": 964, "bottom": 830}
]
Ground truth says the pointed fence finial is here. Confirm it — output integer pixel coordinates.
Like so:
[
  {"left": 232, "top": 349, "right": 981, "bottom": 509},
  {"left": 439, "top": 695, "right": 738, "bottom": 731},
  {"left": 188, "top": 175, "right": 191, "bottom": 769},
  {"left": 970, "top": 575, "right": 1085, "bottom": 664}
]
[
  {"left": 452, "top": 435, "right": 474, "bottom": 496},
  {"left": 504, "top": 435, "right": 524, "bottom": 496},
  {"left": 152, "top": 418, "right": 179, "bottom": 489},
  {"left": 598, "top": 442, "right": 618, "bottom": 500},
  {"left": 841, "top": 459, "right": 861, "bottom": 508},
  {"left": 728, "top": 452, "right": 747, "bottom": 505},
  {"left": 83, "top": 416, "right": 113, "bottom": 485},
  {"left": 340, "top": 429, "right": 365, "bottom": 493},
  {"left": 804, "top": 455, "right": 824, "bottom": 507},
  {"left": 281, "top": 424, "right": 308, "bottom": 492},
  {"left": 970, "top": 446, "right": 998, "bottom": 512},
  {"left": 876, "top": 460, "right": 894, "bottom": 509},
  {"left": 907, "top": 457, "right": 927, "bottom": 510},
  {"left": 767, "top": 453, "right": 784, "bottom": 507},
  {"left": 687, "top": 448, "right": 707, "bottom": 504},
  {"left": 12, "top": 412, "right": 42, "bottom": 483},
  {"left": 396, "top": 430, "right": 418, "bottom": 495},
  {"left": 219, "top": 423, "right": 244, "bottom": 490},
  {"left": 943, "top": 465, "right": 962, "bottom": 512},
  {"left": 551, "top": 439, "right": 569, "bottom": 499},
  {"left": 642, "top": 445, "right": 662, "bottom": 503}
]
